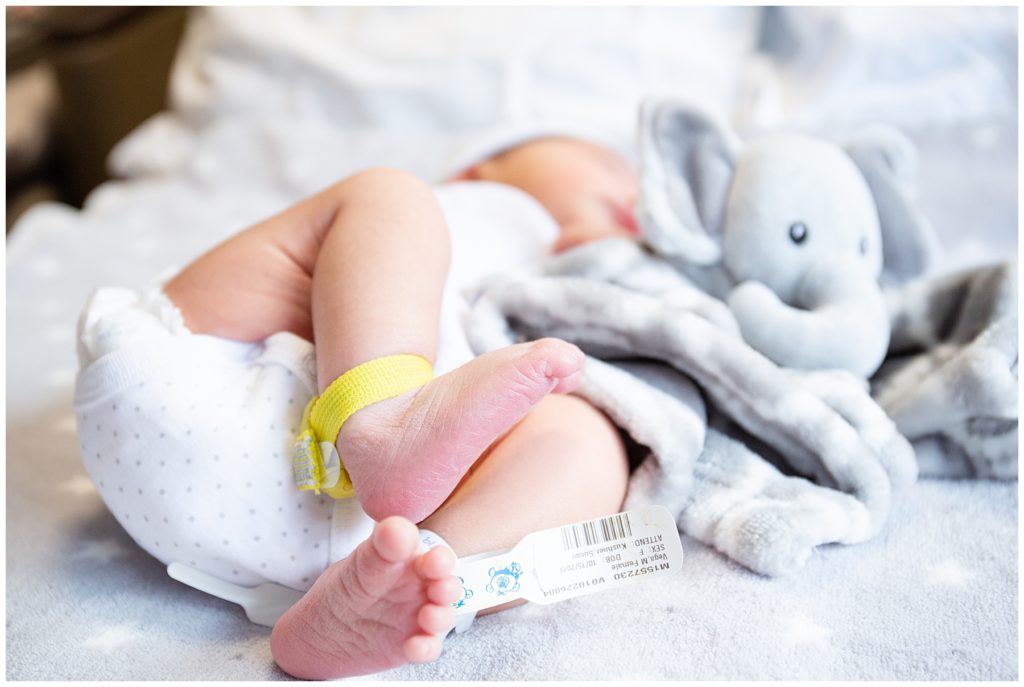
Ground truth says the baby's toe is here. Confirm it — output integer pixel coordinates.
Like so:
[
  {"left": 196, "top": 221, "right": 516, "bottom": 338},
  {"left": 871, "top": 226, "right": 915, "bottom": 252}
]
[
  {"left": 416, "top": 545, "right": 456, "bottom": 579},
  {"left": 371, "top": 516, "right": 421, "bottom": 563},
  {"left": 426, "top": 576, "right": 462, "bottom": 606},
  {"left": 403, "top": 634, "right": 443, "bottom": 664},
  {"left": 418, "top": 602, "right": 455, "bottom": 635}
]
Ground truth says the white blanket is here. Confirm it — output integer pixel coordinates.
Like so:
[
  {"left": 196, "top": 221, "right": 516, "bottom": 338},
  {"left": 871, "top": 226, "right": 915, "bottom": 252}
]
[{"left": 5, "top": 7, "right": 1017, "bottom": 680}]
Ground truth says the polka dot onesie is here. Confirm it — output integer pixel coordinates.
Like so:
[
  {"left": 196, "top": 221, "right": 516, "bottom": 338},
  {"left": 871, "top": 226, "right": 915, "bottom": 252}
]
[{"left": 73, "top": 285, "right": 376, "bottom": 591}]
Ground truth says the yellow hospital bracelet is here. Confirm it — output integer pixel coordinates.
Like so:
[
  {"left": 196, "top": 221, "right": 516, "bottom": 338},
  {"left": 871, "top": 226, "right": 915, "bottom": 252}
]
[{"left": 292, "top": 354, "right": 433, "bottom": 499}]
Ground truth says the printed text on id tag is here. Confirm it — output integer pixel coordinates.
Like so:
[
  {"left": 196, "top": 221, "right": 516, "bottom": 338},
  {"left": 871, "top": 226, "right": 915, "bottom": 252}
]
[{"left": 452, "top": 505, "right": 683, "bottom": 615}]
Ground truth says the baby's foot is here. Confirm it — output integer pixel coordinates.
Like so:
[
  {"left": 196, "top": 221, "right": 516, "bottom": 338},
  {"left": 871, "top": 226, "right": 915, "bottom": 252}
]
[
  {"left": 340, "top": 338, "right": 584, "bottom": 522},
  {"left": 270, "top": 516, "right": 460, "bottom": 680}
]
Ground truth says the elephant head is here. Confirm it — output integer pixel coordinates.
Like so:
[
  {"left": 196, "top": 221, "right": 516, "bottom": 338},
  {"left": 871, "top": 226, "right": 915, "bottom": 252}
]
[{"left": 636, "top": 98, "right": 941, "bottom": 377}]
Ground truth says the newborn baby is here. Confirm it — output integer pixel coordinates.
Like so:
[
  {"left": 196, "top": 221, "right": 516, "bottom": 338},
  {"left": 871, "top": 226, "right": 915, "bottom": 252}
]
[{"left": 74, "top": 136, "right": 639, "bottom": 679}]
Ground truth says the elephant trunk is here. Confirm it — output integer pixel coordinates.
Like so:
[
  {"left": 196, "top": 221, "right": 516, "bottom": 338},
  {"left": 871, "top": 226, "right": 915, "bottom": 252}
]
[{"left": 728, "top": 254, "right": 891, "bottom": 377}]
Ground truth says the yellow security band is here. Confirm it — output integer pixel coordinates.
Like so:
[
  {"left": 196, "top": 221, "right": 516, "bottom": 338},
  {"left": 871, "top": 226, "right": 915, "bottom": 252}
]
[{"left": 292, "top": 354, "right": 433, "bottom": 499}]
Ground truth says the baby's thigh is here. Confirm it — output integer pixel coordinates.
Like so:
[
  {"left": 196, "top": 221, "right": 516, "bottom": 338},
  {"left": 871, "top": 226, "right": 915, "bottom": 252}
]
[
  {"left": 164, "top": 214, "right": 324, "bottom": 343},
  {"left": 503, "top": 394, "right": 630, "bottom": 507}
]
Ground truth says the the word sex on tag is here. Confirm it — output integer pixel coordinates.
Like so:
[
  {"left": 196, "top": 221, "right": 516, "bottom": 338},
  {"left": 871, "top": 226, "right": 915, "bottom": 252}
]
[{"left": 451, "top": 504, "right": 683, "bottom": 615}]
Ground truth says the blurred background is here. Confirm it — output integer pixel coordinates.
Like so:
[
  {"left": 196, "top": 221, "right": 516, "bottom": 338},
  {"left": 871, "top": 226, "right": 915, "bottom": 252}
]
[
  {"left": 5, "top": 6, "right": 1017, "bottom": 234},
  {"left": 6, "top": 6, "right": 188, "bottom": 228}
]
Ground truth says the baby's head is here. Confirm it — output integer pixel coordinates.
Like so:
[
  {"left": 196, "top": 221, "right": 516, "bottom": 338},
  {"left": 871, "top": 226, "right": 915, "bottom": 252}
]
[{"left": 453, "top": 137, "right": 639, "bottom": 253}]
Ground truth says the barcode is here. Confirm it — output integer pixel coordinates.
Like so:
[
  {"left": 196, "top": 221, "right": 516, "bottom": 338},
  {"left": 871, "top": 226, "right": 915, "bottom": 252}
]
[{"left": 560, "top": 513, "right": 633, "bottom": 551}]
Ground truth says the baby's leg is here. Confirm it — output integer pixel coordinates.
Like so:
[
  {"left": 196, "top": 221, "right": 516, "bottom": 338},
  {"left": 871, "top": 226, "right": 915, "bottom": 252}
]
[
  {"left": 166, "top": 168, "right": 584, "bottom": 523},
  {"left": 272, "top": 395, "right": 629, "bottom": 679},
  {"left": 165, "top": 167, "right": 452, "bottom": 352},
  {"left": 418, "top": 394, "right": 631, "bottom": 555}
]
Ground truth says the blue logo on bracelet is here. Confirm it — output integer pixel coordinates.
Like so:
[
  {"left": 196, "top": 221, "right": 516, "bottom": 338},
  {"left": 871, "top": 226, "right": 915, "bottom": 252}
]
[
  {"left": 454, "top": 576, "right": 473, "bottom": 608},
  {"left": 486, "top": 562, "right": 522, "bottom": 596}
]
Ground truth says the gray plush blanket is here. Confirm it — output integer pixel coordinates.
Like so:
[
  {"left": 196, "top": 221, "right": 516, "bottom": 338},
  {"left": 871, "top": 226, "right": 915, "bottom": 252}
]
[{"left": 464, "top": 245, "right": 1017, "bottom": 578}]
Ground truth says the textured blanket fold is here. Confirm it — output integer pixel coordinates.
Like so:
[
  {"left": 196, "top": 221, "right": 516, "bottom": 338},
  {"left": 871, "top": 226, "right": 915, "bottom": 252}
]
[
  {"left": 875, "top": 261, "right": 1019, "bottom": 479},
  {"left": 464, "top": 240, "right": 1017, "bottom": 576}
]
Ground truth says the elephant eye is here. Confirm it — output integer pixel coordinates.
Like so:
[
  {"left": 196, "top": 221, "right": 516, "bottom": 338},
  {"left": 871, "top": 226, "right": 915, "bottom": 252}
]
[
  {"left": 859, "top": 237, "right": 868, "bottom": 255},
  {"left": 788, "top": 222, "right": 808, "bottom": 244}
]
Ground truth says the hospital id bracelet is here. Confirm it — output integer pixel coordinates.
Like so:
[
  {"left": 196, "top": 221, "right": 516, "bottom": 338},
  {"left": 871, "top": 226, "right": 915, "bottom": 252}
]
[
  {"left": 292, "top": 353, "right": 433, "bottom": 498},
  {"left": 450, "top": 504, "right": 684, "bottom": 615}
]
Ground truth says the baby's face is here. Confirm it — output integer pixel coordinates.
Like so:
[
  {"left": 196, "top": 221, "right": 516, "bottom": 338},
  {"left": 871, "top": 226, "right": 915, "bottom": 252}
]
[{"left": 461, "top": 137, "right": 640, "bottom": 252}]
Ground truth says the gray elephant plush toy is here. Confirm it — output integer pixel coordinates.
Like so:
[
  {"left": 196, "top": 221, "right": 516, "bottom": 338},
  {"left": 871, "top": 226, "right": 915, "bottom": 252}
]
[
  {"left": 638, "top": 99, "right": 940, "bottom": 377},
  {"left": 464, "top": 97, "right": 1016, "bottom": 577}
]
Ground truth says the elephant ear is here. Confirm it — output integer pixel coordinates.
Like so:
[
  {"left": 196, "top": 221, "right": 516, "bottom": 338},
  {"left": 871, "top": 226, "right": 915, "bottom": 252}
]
[
  {"left": 637, "top": 97, "right": 742, "bottom": 265},
  {"left": 842, "top": 126, "right": 942, "bottom": 285}
]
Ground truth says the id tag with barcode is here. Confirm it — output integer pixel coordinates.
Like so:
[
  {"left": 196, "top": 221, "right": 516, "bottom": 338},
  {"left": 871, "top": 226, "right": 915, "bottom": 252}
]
[{"left": 451, "top": 505, "right": 682, "bottom": 615}]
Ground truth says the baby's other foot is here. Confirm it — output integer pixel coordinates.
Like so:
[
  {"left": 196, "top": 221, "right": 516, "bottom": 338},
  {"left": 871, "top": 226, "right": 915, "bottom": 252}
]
[
  {"left": 340, "top": 338, "right": 585, "bottom": 522},
  {"left": 271, "top": 516, "right": 461, "bottom": 680}
]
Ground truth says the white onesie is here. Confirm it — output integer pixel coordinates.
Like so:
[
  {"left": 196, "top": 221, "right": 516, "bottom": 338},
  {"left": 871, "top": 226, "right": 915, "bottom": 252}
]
[{"left": 73, "top": 181, "right": 558, "bottom": 593}]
